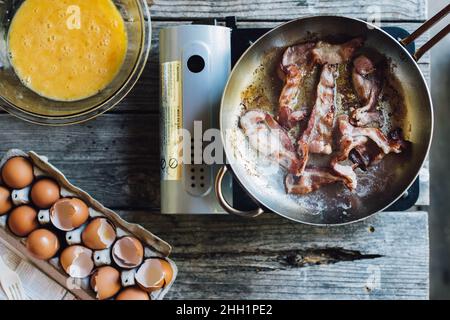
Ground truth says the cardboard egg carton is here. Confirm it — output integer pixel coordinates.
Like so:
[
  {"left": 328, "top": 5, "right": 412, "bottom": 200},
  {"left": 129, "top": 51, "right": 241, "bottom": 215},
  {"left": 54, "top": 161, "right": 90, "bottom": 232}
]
[{"left": 0, "top": 149, "right": 177, "bottom": 300}]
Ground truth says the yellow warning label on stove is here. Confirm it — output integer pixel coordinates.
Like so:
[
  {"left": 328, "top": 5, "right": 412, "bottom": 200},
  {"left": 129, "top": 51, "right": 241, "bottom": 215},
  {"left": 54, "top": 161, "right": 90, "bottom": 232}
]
[{"left": 160, "top": 61, "right": 183, "bottom": 181}]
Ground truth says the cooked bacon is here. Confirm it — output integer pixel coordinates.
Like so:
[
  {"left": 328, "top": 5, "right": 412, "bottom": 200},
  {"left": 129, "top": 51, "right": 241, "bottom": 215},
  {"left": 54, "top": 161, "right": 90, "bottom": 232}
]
[
  {"left": 337, "top": 115, "right": 403, "bottom": 155},
  {"left": 278, "top": 65, "right": 308, "bottom": 128},
  {"left": 240, "top": 110, "right": 301, "bottom": 174},
  {"left": 278, "top": 43, "right": 316, "bottom": 128},
  {"left": 298, "top": 64, "right": 338, "bottom": 159},
  {"left": 285, "top": 167, "right": 354, "bottom": 195},
  {"left": 349, "top": 142, "right": 386, "bottom": 171},
  {"left": 281, "top": 42, "right": 316, "bottom": 71},
  {"left": 328, "top": 115, "right": 407, "bottom": 188},
  {"left": 312, "top": 37, "right": 364, "bottom": 65},
  {"left": 331, "top": 161, "right": 358, "bottom": 191},
  {"left": 348, "top": 128, "right": 408, "bottom": 170},
  {"left": 351, "top": 55, "right": 382, "bottom": 126}
]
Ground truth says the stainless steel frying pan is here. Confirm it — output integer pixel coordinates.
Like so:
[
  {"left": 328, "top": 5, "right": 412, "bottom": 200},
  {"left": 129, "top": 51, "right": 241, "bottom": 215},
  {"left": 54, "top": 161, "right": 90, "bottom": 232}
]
[{"left": 215, "top": 5, "right": 450, "bottom": 225}]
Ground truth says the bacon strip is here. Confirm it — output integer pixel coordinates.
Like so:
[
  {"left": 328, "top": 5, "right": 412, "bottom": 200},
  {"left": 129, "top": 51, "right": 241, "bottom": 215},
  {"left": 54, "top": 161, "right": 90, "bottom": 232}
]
[
  {"left": 330, "top": 115, "right": 406, "bottom": 179},
  {"left": 328, "top": 115, "right": 407, "bottom": 190},
  {"left": 297, "top": 63, "right": 338, "bottom": 160},
  {"left": 240, "top": 110, "right": 301, "bottom": 174},
  {"left": 312, "top": 37, "right": 364, "bottom": 65},
  {"left": 278, "top": 43, "right": 316, "bottom": 128},
  {"left": 337, "top": 115, "right": 403, "bottom": 155},
  {"left": 285, "top": 167, "right": 353, "bottom": 195},
  {"left": 351, "top": 55, "right": 382, "bottom": 126}
]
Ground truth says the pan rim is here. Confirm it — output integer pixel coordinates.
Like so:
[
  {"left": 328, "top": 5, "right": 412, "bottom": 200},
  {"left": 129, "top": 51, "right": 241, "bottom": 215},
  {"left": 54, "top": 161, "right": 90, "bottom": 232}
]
[{"left": 220, "top": 15, "right": 434, "bottom": 226}]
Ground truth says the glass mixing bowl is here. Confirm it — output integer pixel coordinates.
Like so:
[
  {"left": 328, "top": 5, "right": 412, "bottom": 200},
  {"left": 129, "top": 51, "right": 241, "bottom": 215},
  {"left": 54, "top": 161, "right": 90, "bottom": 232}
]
[{"left": 0, "top": 0, "right": 151, "bottom": 125}]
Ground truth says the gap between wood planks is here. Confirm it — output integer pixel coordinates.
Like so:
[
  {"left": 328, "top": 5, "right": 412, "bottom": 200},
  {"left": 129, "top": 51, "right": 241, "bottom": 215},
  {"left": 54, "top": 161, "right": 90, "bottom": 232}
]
[{"left": 173, "top": 247, "right": 383, "bottom": 271}]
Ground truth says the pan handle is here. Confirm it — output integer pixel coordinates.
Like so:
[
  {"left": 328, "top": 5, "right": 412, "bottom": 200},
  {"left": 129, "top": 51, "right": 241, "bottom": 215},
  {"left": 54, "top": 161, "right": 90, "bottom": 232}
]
[
  {"left": 400, "top": 4, "right": 450, "bottom": 61},
  {"left": 215, "top": 166, "right": 264, "bottom": 218}
]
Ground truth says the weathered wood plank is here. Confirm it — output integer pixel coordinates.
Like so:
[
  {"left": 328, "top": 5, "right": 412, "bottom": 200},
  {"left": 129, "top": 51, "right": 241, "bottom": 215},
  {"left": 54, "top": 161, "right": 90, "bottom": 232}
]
[
  {"left": 118, "top": 210, "right": 429, "bottom": 299},
  {"left": 148, "top": 0, "right": 427, "bottom": 21},
  {"left": 0, "top": 114, "right": 161, "bottom": 209}
]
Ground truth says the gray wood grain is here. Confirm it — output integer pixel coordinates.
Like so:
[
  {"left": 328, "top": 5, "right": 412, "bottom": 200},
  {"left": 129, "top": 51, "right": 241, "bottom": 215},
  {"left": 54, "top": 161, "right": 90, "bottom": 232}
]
[
  {"left": 148, "top": 0, "right": 427, "bottom": 21},
  {"left": 0, "top": 114, "right": 161, "bottom": 210},
  {"left": 118, "top": 210, "right": 429, "bottom": 299}
]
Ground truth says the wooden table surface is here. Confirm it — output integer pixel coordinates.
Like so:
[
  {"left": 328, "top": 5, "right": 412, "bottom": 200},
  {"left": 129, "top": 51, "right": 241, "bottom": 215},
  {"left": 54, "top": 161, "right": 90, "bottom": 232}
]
[{"left": 0, "top": 0, "right": 430, "bottom": 299}]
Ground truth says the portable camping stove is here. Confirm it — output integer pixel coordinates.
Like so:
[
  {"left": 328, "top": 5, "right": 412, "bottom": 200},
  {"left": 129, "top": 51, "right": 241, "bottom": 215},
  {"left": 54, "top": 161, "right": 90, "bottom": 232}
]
[{"left": 160, "top": 17, "right": 420, "bottom": 214}]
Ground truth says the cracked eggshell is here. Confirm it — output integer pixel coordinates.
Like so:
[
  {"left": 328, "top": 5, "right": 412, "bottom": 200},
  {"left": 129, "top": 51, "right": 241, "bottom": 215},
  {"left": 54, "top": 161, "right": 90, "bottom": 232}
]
[
  {"left": 8, "top": 205, "right": 39, "bottom": 237},
  {"left": 112, "top": 236, "right": 144, "bottom": 269},
  {"left": 26, "top": 229, "right": 60, "bottom": 260},
  {"left": 50, "top": 198, "right": 89, "bottom": 231},
  {"left": 31, "top": 178, "right": 60, "bottom": 209},
  {"left": 116, "top": 287, "right": 150, "bottom": 300},
  {"left": 90, "top": 266, "right": 121, "bottom": 300},
  {"left": 0, "top": 186, "right": 13, "bottom": 215},
  {"left": 135, "top": 258, "right": 174, "bottom": 292},
  {"left": 60, "top": 245, "right": 94, "bottom": 278},
  {"left": 1, "top": 157, "right": 34, "bottom": 189},
  {"left": 82, "top": 218, "right": 116, "bottom": 250}
]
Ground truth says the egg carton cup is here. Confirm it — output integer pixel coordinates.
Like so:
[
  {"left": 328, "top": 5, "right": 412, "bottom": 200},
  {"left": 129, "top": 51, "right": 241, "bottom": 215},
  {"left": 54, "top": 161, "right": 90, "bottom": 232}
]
[{"left": 0, "top": 149, "right": 178, "bottom": 300}]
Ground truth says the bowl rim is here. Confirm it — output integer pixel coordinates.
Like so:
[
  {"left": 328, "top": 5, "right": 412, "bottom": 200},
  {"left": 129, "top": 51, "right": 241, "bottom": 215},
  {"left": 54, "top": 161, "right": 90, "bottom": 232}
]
[{"left": 0, "top": 0, "right": 152, "bottom": 126}]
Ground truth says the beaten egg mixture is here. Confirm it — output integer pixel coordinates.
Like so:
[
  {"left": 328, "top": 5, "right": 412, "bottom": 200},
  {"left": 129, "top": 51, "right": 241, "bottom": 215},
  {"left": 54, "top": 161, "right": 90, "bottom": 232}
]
[{"left": 8, "top": 0, "right": 127, "bottom": 101}]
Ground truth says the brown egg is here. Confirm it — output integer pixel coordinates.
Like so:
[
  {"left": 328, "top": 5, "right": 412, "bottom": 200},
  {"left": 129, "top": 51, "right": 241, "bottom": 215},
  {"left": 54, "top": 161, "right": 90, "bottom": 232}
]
[
  {"left": 1, "top": 157, "right": 34, "bottom": 189},
  {"left": 8, "top": 205, "right": 39, "bottom": 237},
  {"left": 112, "top": 236, "right": 144, "bottom": 269},
  {"left": 0, "top": 186, "right": 13, "bottom": 215},
  {"left": 116, "top": 287, "right": 150, "bottom": 300},
  {"left": 82, "top": 218, "right": 116, "bottom": 250},
  {"left": 50, "top": 198, "right": 89, "bottom": 231},
  {"left": 91, "top": 266, "right": 121, "bottom": 300},
  {"left": 26, "top": 229, "right": 60, "bottom": 260},
  {"left": 31, "top": 178, "right": 60, "bottom": 208},
  {"left": 135, "top": 258, "right": 174, "bottom": 292},
  {"left": 60, "top": 245, "right": 94, "bottom": 278}
]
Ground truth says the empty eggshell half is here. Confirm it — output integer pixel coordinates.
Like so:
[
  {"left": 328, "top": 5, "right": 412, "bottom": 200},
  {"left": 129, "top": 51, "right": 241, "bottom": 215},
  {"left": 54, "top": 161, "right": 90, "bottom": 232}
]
[
  {"left": 112, "top": 236, "right": 144, "bottom": 269},
  {"left": 50, "top": 198, "right": 89, "bottom": 231},
  {"left": 135, "top": 258, "right": 174, "bottom": 292},
  {"left": 91, "top": 266, "right": 122, "bottom": 300},
  {"left": 82, "top": 218, "right": 116, "bottom": 250},
  {"left": 60, "top": 245, "right": 94, "bottom": 278}
]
